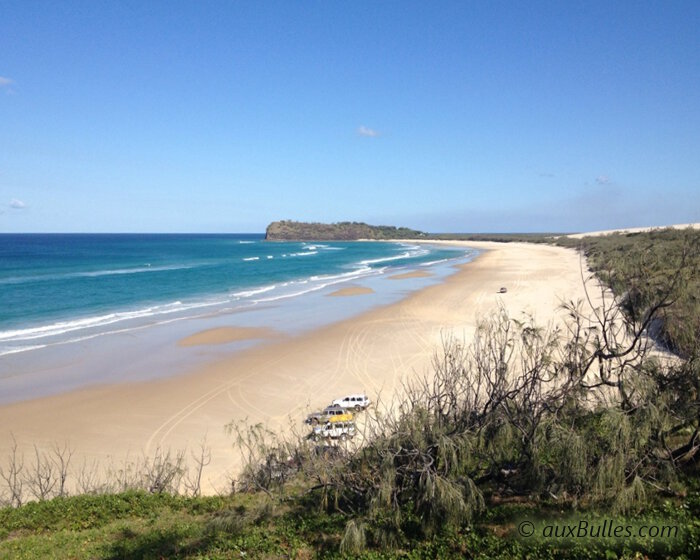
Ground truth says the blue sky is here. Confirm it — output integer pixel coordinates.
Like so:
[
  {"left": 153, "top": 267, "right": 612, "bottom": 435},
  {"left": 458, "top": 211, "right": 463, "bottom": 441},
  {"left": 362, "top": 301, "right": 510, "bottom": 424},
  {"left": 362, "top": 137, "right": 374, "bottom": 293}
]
[{"left": 1, "top": 1, "right": 698, "bottom": 233}]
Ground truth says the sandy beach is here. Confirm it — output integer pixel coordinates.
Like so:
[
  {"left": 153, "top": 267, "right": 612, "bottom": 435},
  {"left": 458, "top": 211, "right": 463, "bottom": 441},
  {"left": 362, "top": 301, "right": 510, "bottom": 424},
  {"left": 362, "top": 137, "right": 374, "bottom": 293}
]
[
  {"left": 387, "top": 270, "right": 433, "bottom": 280},
  {"left": 177, "top": 327, "right": 279, "bottom": 347},
  {"left": 0, "top": 241, "right": 599, "bottom": 493},
  {"left": 326, "top": 286, "right": 375, "bottom": 297}
]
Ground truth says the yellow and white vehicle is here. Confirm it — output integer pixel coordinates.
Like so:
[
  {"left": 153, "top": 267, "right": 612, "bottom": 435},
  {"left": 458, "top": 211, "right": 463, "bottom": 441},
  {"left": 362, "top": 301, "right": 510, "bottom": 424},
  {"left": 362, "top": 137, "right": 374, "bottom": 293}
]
[{"left": 305, "top": 405, "right": 354, "bottom": 425}]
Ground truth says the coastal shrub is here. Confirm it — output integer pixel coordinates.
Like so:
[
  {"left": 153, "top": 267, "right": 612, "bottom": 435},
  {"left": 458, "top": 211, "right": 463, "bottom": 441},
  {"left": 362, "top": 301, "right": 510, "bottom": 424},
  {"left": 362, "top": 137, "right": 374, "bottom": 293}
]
[
  {"left": 339, "top": 518, "right": 367, "bottom": 555},
  {"left": 225, "top": 421, "right": 305, "bottom": 495},
  {"left": 560, "top": 227, "right": 700, "bottom": 359},
  {"left": 0, "top": 441, "right": 212, "bottom": 508}
]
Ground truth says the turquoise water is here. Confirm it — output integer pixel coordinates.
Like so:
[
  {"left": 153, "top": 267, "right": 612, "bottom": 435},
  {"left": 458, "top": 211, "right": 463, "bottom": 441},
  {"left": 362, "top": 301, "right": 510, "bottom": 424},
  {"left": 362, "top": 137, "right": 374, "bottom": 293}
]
[{"left": 0, "top": 234, "right": 469, "bottom": 358}]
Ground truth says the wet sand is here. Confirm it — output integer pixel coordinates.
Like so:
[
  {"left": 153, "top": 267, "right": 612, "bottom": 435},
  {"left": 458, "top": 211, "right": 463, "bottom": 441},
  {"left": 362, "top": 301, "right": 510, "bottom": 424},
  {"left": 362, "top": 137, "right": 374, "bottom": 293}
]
[
  {"left": 326, "top": 286, "right": 375, "bottom": 297},
  {"left": 178, "top": 327, "right": 278, "bottom": 347},
  {"left": 387, "top": 270, "right": 433, "bottom": 280}
]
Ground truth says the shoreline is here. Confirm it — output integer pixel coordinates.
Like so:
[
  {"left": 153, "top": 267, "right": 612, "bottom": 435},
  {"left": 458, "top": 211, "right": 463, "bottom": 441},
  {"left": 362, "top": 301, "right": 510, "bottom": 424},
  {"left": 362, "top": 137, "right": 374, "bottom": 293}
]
[
  {"left": 0, "top": 237, "right": 465, "bottom": 362},
  {"left": 0, "top": 242, "right": 474, "bottom": 405},
  {"left": 0, "top": 241, "right": 597, "bottom": 494}
]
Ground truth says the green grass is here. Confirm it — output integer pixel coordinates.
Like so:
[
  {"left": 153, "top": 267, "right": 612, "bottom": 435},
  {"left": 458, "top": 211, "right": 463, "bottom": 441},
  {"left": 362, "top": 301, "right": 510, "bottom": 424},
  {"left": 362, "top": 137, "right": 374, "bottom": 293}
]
[
  {"left": 0, "top": 492, "right": 222, "bottom": 559},
  {"left": 0, "top": 489, "right": 345, "bottom": 559},
  {"left": 2, "top": 485, "right": 698, "bottom": 559}
]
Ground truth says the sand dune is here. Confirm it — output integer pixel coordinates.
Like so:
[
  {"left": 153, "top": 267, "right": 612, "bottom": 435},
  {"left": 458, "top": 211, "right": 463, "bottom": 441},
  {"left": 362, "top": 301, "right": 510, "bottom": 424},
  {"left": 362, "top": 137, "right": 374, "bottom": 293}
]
[{"left": 567, "top": 222, "right": 699, "bottom": 239}]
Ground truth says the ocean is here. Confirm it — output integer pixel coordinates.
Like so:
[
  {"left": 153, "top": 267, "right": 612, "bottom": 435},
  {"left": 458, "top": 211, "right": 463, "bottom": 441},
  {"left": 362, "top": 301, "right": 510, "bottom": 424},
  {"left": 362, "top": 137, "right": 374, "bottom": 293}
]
[{"left": 0, "top": 234, "right": 474, "bottom": 369}]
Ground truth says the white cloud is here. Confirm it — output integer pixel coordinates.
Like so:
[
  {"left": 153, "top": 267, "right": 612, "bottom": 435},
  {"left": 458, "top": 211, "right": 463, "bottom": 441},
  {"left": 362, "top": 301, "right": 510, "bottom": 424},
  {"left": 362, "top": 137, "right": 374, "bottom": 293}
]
[
  {"left": 357, "top": 125, "right": 380, "bottom": 138},
  {"left": 9, "top": 198, "right": 26, "bottom": 209},
  {"left": 0, "top": 76, "right": 16, "bottom": 94},
  {"left": 595, "top": 175, "right": 611, "bottom": 185}
]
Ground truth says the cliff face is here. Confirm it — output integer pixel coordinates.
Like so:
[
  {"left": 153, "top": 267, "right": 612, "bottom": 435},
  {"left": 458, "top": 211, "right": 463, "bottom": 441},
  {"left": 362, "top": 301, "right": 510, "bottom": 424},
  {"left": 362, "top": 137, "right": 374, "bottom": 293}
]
[{"left": 265, "top": 220, "right": 425, "bottom": 241}]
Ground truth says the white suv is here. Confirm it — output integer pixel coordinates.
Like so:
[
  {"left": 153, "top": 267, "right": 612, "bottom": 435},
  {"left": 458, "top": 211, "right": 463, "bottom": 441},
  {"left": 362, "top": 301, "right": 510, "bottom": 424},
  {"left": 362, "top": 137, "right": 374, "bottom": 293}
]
[
  {"left": 332, "top": 394, "right": 371, "bottom": 412},
  {"left": 312, "top": 421, "right": 356, "bottom": 441}
]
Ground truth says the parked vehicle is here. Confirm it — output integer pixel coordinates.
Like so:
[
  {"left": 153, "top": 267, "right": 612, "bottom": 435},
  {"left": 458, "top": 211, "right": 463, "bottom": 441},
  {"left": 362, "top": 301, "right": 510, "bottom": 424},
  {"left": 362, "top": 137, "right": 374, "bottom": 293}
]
[
  {"left": 305, "top": 405, "right": 354, "bottom": 425},
  {"left": 499, "top": 287, "right": 508, "bottom": 293},
  {"left": 312, "top": 421, "right": 356, "bottom": 441},
  {"left": 332, "top": 394, "right": 371, "bottom": 412}
]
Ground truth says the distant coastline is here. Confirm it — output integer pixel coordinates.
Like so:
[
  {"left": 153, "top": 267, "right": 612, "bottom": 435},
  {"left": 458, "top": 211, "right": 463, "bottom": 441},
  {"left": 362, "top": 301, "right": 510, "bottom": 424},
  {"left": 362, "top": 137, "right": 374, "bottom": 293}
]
[{"left": 265, "top": 220, "right": 426, "bottom": 241}]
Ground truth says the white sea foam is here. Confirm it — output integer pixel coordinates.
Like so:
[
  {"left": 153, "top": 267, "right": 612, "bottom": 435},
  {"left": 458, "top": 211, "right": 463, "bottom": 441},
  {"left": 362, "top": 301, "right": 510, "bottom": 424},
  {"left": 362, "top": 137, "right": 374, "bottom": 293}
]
[
  {"left": 77, "top": 265, "right": 193, "bottom": 278},
  {"left": 309, "top": 266, "right": 373, "bottom": 282},
  {"left": 252, "top": 265, "right": 386, "bottom": 304},
  {"left": 255, "top": 275, "right": 368, "bottom": 303},
  {"left": 253, "top": 282, "right": 335, "bottom": 303},
  {"left": 358, "top": 249, "right": 428, "bottom": 266},
  {"left": 0, "top": 308, "right": 226, "bottom": 357},
  {"left": 0, "top": 344, "right": 48, "bottom": 357},
  {"left": 0, "top": 264, "right": 196, "bottom": 285},
  {"left": 232, "top": 285, "right": 277, "bottom": 298},
  {"left": 0, "top": 300, "right": 224, "bottom": 343},
  {"left": 254, "top": 287, "right": 324, "bottom": 303},
  {"left": 287, "top": 251, "right": 318, "bottom": 257},
  {"left": 242, "top": 257, "right": 260, "bottom": 262}
]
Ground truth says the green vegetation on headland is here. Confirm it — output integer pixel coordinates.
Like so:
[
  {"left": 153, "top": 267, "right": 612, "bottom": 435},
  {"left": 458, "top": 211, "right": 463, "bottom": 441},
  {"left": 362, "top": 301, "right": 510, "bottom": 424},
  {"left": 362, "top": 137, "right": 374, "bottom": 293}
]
[
  {"left": 2, "top": 227, "right": 699, "bottom": 559},
  {"left": 265, "top": 220, "right": 426, "bottom": 240}
]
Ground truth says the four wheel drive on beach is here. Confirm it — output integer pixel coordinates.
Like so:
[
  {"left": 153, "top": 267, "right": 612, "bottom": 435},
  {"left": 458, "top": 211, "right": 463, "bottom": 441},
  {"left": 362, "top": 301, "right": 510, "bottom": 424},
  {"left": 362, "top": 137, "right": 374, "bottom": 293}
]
[
  {"left": 312, "top": 421, "right": 356, "bottom": 441},
  {"left": 305, "top": 394, "right": 370, "bottom": 442},
  {"left": 304, "top": 405, "right": 353, "bottom": 425},
  {"left": 331, "top": 394, "right": 371, "bottom": 411}
]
